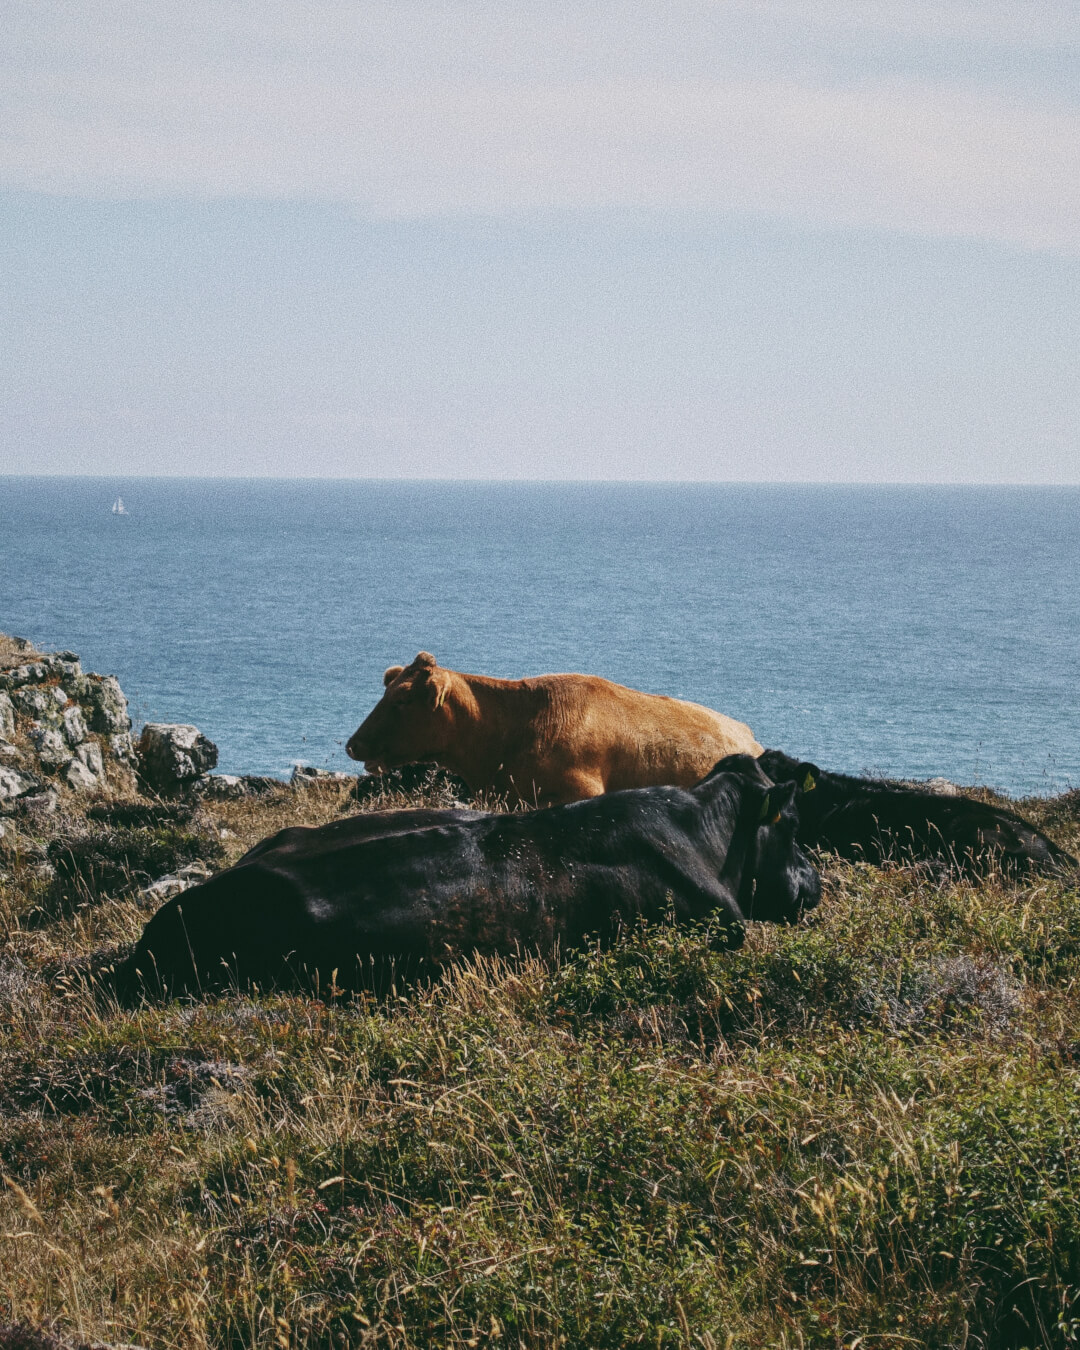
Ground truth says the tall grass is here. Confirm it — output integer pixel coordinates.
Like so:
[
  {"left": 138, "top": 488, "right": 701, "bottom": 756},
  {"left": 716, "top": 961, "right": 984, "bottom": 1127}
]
[{"left": 1, "top": 782, "right": 1079, "bottom": 1348}]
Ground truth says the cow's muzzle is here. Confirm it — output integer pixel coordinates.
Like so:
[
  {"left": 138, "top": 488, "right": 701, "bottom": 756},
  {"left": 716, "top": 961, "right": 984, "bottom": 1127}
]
[{"left": 791, "top": 865, "right": 822, "bottom": 920}]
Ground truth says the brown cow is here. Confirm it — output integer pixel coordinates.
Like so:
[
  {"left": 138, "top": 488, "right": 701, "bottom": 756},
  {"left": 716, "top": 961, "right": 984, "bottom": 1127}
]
[{"left": 346, "top": 652, "right": 763, "bottom": 806}]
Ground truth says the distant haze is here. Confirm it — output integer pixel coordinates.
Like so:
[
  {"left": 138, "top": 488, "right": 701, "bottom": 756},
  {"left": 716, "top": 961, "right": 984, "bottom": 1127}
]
[{"left": 1, "top": 1, "right": 1077, "bottom": 481}]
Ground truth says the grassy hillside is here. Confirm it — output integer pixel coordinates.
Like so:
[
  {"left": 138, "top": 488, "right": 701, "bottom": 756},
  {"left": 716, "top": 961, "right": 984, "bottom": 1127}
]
[{"left": 2, "top": 776, "right": 1079, "bottom": 1349}]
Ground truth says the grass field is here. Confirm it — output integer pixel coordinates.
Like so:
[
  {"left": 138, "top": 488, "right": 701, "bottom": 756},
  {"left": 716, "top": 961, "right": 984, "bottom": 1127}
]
[{"left": 2, "top": 776, "right": 1079, "bottom": 1349}]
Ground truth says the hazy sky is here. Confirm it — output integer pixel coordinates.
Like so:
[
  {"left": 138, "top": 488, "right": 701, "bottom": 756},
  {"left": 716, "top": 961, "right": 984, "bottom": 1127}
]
[{"left": 2, "top": 1, "right": 1078, "bottom": 480}]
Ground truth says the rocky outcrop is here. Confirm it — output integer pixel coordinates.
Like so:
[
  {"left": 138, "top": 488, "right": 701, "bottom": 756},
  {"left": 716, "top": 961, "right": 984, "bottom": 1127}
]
[
  {"left": 136, "top": 723, "right": 219, "bottom": 796},
  {"left": 291, "top": 764, "right": 355, "bottom": 787},
  {"left": 138, "top": 860, "right": 214, "bottom": 905},
  {"left": 64, "top": 743, "right": 105, "bottom": 791},
  {"left": 0, "top": 641, "right": 134, "bottom": 799},
  {"left": 0, "top": 766, "right": 34, "bottom": 802},
  {"left": 194, "top": 773, "right": 283, "bottom": 800}
]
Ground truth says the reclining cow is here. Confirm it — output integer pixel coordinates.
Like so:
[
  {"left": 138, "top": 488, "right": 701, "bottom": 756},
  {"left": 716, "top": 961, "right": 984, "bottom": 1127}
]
[
  {"left": 346, "top": 652, "right": 762, "bottom": 807},
  {"left": 119, "top": 754, "right": 820, "bottom": 998},
  {"left": 757, "top": 749, "right": 1077, "bottom": 878}
]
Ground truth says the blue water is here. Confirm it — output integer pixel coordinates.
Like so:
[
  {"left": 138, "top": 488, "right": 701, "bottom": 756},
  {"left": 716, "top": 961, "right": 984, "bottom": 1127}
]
[{"left": 1, "top": 478, "right": 1078, "bottom": 795}]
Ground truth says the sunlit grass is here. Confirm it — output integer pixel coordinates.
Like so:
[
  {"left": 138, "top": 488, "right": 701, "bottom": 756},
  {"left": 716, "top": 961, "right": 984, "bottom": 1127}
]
[{"left": 2, "top": 781, "right": 1079, "bottom": 1348}]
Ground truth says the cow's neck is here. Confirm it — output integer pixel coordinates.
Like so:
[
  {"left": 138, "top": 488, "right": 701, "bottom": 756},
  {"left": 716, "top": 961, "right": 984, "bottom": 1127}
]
[
  {"left": 437, "top": 672, "right": 549, "bottom": 784},
  {"left": 697, "top": 775, "right": 756, "bottom": 895}
]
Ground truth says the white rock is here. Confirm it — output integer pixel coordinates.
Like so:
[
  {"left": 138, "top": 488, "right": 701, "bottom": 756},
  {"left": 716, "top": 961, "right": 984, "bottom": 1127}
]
[
  {"left": 28, "top": 722, "right": 70, "bottom": 770},
  {"left": 109, "top": 731, "right": 136, "bottom": 760},
  {"left": 140, "top": 861, "right": 213, "bottom": 905},
  {"left": 62, "top": 703, "right": 87, "bottom": 746},
  {"left": 3, "top": 662, "right": 49, "bottom": 688},
  {"left": 76, "top": 740, "right": 105, "bottom": 776},
  {"left": 88, "top": 674, "right": 131, "bottom": 734},
  {"left": 13, "top": 687, "right": 53, "bottom": 719},
  {"left": 64, "top": 755, "right": 100, "bottom": 791},
  {"left": 0, "top": 692, "right": 14, "bottom": 740},
  {"left": 0, "top": 765, "right": 30, "bottom": 800},
  {"left": 137, "top": 722, "right": 218, "bottom": 794},
  {"left": 291, "top": 764, "right": 354, "bottom": 786}
]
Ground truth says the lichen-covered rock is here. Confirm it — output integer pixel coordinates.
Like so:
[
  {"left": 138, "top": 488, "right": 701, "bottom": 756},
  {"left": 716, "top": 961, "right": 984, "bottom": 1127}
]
[
  {"left": 61, "top": 704, "right": 87, "bottom": 747},
  {"left": 109, "top": 731, "right": 136, "bottom": 761},
  {"left": 291, "top": 764, "right": 355, "bottom": 786},
  {"left": 193, "top": 772, "right": 280, "bottom": 800},
  {"left": 0, "top": 638, "right": 138, "bottom": 794},
  {"left": 62, "top": 672, "right": 93, "bottom": 700},
  {"left": 86, "top": 675, "right": 131, "bottom": 734},
  {"left": 195, "top": 773, "right": 246, "bottom": 799},
  {"left": 63, "top": 742, "right": 106, "bottom": 791},
  {"left": 63, "top": 756, "right": 100, "bottom": 791},
  {"left": 0, "top": 662, "right": 51, "bottom": 690},
  {"left": 138, "top": 860, "right": 214, "bottom": 906},
  {"left": 28, "top": 723, "right": 70, "bottom": 772},
  {"left": 137, "top": 723, "right": 218, "bottom": 795},
  {"left": 12, "top": 686, "right": 60, "bottom": 720},
  {"left": 76, "top": 741, "right": 105, "bottom": 777},
  {"left": 0, "top": 766, "right": 32, "bottom": 801}
]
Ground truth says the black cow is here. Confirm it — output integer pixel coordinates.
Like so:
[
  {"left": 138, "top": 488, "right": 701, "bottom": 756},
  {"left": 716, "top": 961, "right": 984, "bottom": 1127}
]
[
  {"left": 758, "top": 749, "right": 1077, "bottom": 878},
  {"left": 119, "top": 754, "right": 820, "bottom": 997}
]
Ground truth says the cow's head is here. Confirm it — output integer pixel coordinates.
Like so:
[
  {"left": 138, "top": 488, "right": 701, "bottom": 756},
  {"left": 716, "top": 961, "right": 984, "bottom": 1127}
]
[
  {"left": 346, "top": 652, "right": 455, "bottom": 771},
  {"left": 756, "top": 749, "right": 830, "bottom": 833},
  {"left": 742, "top": 765, "right": 822, "bottom": 925}
]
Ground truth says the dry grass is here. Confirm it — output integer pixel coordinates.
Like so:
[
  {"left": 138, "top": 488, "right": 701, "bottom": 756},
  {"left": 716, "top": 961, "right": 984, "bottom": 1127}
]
[
  {"left": 0, "top": 638, "right": 45, "bottom": 671},
  {"left": 210, "top": 782, "right": 358, "bottom": 863},
  {"left": 2, "top": 781, "right": 1080, "bottom": 1349}
]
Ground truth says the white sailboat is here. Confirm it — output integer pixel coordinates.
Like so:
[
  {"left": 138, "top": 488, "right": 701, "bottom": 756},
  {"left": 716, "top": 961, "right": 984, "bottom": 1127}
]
[{"left": 112, "top": 496, "right": 127, "bottom": 515}]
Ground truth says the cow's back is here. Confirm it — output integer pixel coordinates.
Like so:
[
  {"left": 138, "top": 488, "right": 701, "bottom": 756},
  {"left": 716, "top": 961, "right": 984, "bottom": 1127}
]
[{"left": 527, "top": 674, "right": 762, "bottom": 799}]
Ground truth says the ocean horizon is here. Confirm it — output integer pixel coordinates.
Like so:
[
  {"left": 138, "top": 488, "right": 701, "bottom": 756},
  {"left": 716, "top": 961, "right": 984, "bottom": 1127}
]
[{"left": 3, "top": 476, "right": 1078, "bottom": 796}]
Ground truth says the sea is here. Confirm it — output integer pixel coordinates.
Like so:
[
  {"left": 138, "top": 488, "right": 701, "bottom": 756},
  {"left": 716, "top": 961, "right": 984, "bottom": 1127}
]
[{"left": 1, "top": 478, "right": 1078, "bottom": 797}]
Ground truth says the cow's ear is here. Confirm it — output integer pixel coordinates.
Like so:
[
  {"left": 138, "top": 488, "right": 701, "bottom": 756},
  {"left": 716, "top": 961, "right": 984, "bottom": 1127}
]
[
  {"left": 383, "top": 664, "right": 405, "bottom": 687},
  {"left": 427, "top": 668, "right": 452, "bottom": 710},
  {"left": 798, "top": 763, "right": 819, "bottom": 793},
  {"left": 759, "top": 782, "right": 795, "bottom": 824},
  {"left": 426, "top": 669, "right": 450, "bottom": 712}
]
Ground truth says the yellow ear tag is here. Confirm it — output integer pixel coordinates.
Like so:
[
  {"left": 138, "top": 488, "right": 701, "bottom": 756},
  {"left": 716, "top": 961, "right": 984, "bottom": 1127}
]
[
  {"left": 758, "top": 792, "right": 771, "bottom": 821},
  {"left": 771, "top": 811, "right": 782, "bottom": 825},
  {"left": 802, "top": 771, "right": 816, "bottom": 793}
]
